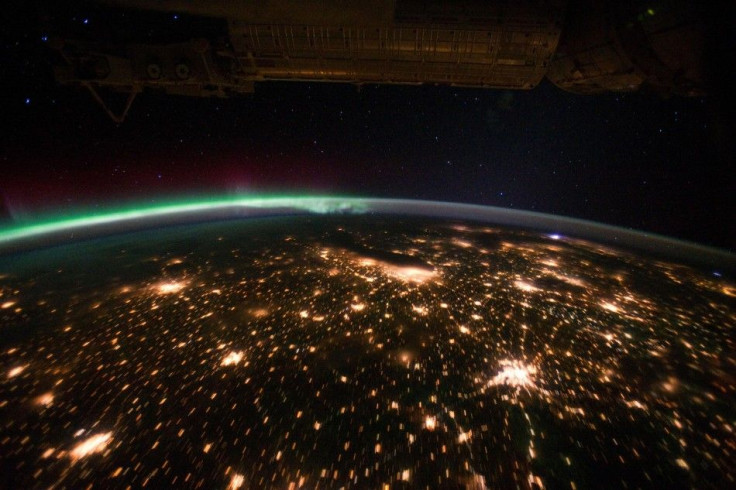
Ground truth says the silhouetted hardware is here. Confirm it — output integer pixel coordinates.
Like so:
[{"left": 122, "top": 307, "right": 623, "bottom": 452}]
[{"left": 46, "top": 1, "right": 708, "bottom": 121}]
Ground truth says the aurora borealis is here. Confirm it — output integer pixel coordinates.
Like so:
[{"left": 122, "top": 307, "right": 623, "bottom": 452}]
[{"left": 1, "top": 197, "right": 733, "bottom": 271}]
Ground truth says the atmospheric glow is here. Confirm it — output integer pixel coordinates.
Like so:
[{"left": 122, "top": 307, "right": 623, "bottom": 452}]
[
  {"left": 0, "top": 197, "right": 727, "bottom": 269},
  {"left": 0, "top": 196, "right": 367, "bottom": 245}
]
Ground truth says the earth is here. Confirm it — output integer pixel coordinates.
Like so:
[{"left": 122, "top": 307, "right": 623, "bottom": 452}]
[{"left": 0, "top": 199, "right": 734, "bottom": 489}]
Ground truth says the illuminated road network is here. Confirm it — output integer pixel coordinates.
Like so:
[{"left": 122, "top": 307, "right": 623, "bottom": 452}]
[{"left": 0, "top": 212, "right": 734, "bottom": 489}]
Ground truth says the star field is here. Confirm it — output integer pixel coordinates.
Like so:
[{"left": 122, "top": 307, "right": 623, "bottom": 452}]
[
  {"left": 1, "top": 4, "right": 734, "bottom": 249},
  {"left": 1, "top": 216, "right": 734, "bottom": 488}
]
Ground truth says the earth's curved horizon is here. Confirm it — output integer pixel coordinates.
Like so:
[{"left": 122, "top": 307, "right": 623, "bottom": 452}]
[
  {"left": 1, "top": 199, "right": 734, "bottom": 489},
  {"left": 0, "top": 196, "right": 733, "bottom": 271}
]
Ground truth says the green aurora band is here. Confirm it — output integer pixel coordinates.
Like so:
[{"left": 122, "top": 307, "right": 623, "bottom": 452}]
[
  {"left": 0, "top": 195, "right": 733, "bottom": 269},
  {"left": 0, "top": 195, "right": 366, "bottom": 244}
]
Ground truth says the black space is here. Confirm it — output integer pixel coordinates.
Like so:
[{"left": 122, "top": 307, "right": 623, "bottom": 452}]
[{"left": 1, "top": 2, "right": 734, "bottom": 250}]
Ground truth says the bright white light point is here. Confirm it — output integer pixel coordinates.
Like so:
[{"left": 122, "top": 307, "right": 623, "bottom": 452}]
[
  {"left": 228, "top": 473, "right": 245, "bottom": 489},
  {"left": 459, "top": 325, "right": 470, "bottom": 334},
  {"left": 7, "top": 365, "right": 27, "bottom": 378},
  {"left": 35, "top": 392, "right": 54, "bottom": 406},
  {"left": 548, "top": 234, "right": 562, "bottom": 240},
  {"left": 458, "top": 430, "right": 471, "bottom": 443},
  {"left": 1, "top": 301, "right": 16, "bottom": 309},
  {"left": 424, "top": 415, "right": 437, "bottom": 430},
  {"left": 489, "top": 360, "right": 537, "bottom": 388},
  {"left": 675, "top": 458, "right": 689, "bottom": 470},
  {"left": 600, "top": 302, "right": 620, "bottom": 313},
  {"left": 155, "top": 281, "right": 187, "bottom": 294},
  {"left": 69, "top": 432, "right": 112, "bottom": 461},
  {"left": 351, "top": 303, "right": 365, "bottom": 311},
  {"left": 401, "top": 469, "right": 411, "bottom": 481},
  {"left": 514, "top": 280, "right": 539, "bottom": 293},
  {"left": 221, "top": 351, "right": 244, "bottom": 366}
]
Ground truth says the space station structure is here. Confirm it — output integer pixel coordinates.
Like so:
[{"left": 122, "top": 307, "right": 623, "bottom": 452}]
[{"left": 47, "top": 0, "right": 709, "bottom": 121}]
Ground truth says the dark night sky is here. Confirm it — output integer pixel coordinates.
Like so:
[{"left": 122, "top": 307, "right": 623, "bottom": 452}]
[{"left": 2, "top": 4, "right": 734, "bottom": 251}]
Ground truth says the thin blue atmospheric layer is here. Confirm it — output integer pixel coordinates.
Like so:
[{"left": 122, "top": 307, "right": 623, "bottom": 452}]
[{"left": 0, "top": 195, "right": 732, "bottom": 269}]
